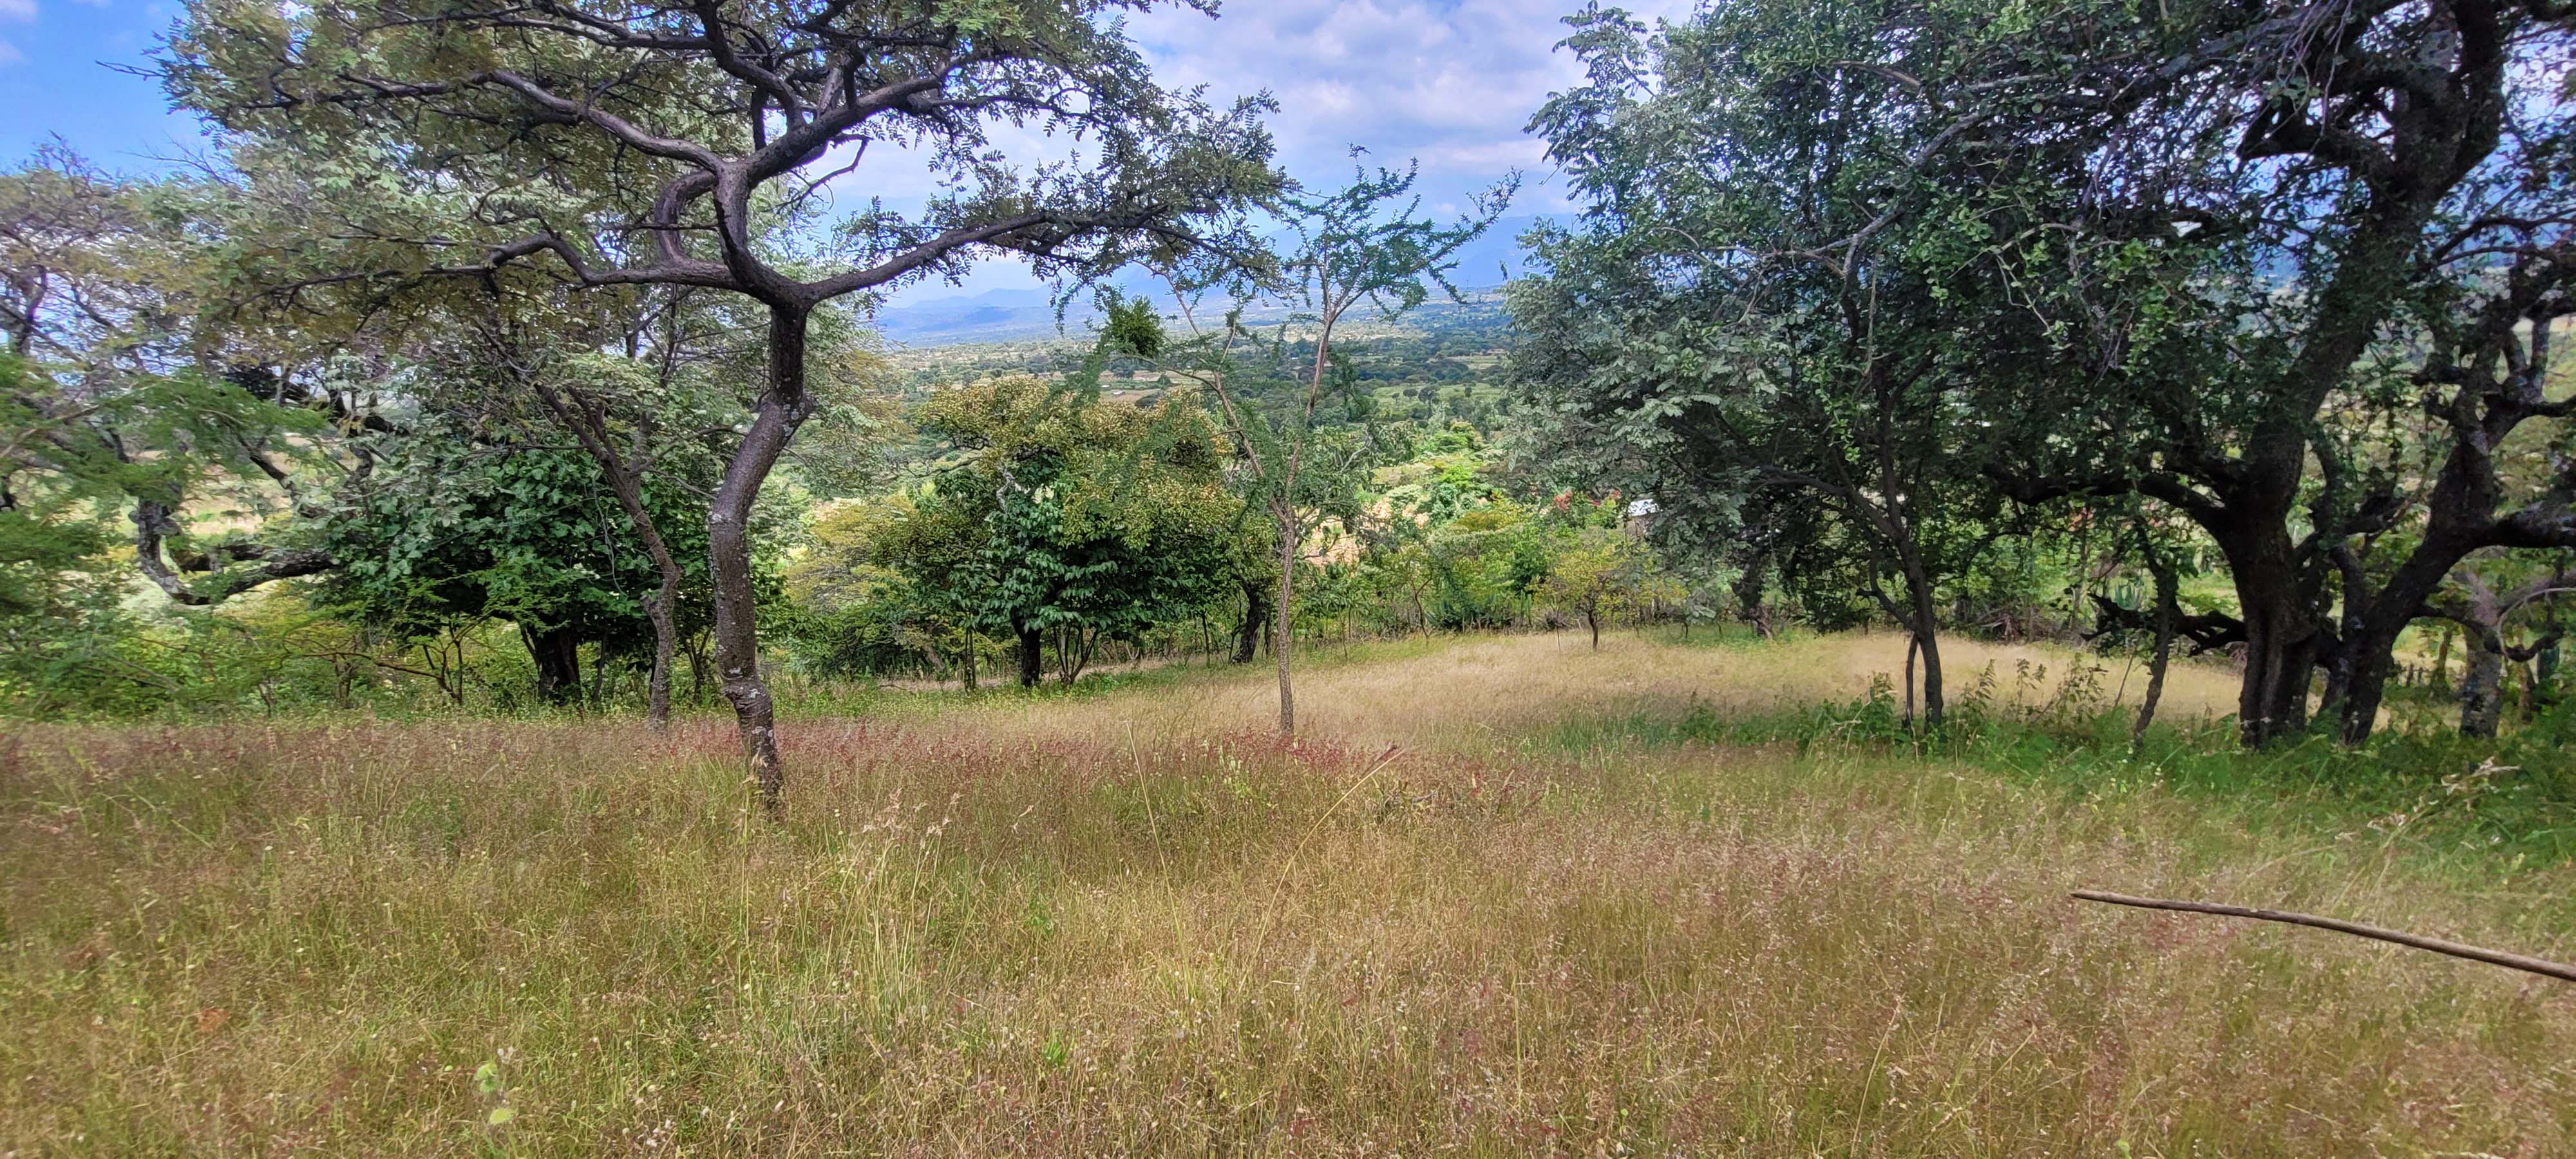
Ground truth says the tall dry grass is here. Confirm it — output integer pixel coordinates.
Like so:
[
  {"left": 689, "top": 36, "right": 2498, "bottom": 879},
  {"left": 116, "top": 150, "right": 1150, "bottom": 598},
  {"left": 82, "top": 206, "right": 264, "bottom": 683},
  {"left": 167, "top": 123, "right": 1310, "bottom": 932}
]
[
  {"left": 3, "top": 632, "right": 2569, "bottom": 1156},
  {"left": 927, "top": 629, "right": 2246, "bottom": 751}
]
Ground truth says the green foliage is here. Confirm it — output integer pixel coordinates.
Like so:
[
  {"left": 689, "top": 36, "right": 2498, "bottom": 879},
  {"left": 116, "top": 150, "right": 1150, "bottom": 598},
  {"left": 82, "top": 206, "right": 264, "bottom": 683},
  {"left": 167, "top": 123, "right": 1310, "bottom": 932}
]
[
  {"left": 791, "top": 377, "right": 1237, "bottom": 681},
  {"left": 315, "top": 408, "right": 717, "bottom": 659},
  {"left": 1539, "top": 526, "right": 1671, "bottom": 643},
  {"left": 1578, "top": 667, "right": 2576, "bottom": 865},
  {"left": 1512, "top": 0, "right": 2031, "bottom": 645}
]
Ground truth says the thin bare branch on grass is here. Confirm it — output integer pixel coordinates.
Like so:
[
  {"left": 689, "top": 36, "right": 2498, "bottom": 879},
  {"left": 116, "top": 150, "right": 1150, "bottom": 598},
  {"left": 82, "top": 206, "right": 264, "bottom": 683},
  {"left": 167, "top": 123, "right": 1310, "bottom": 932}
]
[{"left": 2072, "top": 889, "right": 2576, "bottom": 983}]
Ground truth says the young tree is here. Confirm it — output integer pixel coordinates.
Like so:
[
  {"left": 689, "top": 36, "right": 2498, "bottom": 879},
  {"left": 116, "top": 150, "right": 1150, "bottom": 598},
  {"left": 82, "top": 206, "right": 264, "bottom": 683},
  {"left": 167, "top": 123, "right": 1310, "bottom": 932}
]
[
  {"left": 166, "top": 0, "right": 1282, "bottom": 811},
  {"left": 1114, "top": 158, "right": 1511, "bottom": 733},
  {"left": 1539, "top": 525, "right": 1658, "bottom": 649}
]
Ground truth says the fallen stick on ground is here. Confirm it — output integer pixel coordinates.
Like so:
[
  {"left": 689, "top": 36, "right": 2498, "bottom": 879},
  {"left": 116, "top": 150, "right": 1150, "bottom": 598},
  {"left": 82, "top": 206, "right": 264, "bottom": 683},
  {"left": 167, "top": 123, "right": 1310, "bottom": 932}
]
[{"left": 2071, "top": 889, "right": 2576, "bottom": 983}]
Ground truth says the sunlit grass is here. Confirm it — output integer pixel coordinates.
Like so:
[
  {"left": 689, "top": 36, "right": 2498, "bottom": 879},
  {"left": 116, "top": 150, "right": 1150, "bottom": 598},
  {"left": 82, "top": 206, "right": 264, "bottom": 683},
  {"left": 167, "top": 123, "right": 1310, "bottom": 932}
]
[{"left": 4, "top": 632, "right": 2570, "bottom": 1155}]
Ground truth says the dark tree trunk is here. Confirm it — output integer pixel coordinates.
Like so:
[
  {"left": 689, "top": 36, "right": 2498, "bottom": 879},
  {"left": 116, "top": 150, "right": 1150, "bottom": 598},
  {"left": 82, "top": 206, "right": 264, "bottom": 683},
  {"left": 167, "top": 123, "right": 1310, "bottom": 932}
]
[
  {"left": 2133, "top": 557, "right": 2179, "bottom": 749},
  {"left": 1017, "top": 623, "right": 1043, "bottom": 688},
  {"left": 526, "top": 625, "right": 582, "bottom": 706},
  {"left": 960, "top": 643, "right": 978, "bottom": 691},
  {"left": 711, "top": 305, "right": 817, "bottom": 818},
  {"left": 1232, "top": 580, "right": 1268, "bottom": 664},
  {"left": 2208, "top": 514, "right": 2318, "bottom": 747},
  {"left": 1732, "top": 549, "right": 1768, "bottom": 627},
  {"left": 2335, "top": 611, "right": 2415, "bottom": 746},
  {"left": 1057, "top": 627, "right": 1094, "bottom": 686},
  {"left": 1893, "top": 545, "right": 1945, "bottom": 726}
]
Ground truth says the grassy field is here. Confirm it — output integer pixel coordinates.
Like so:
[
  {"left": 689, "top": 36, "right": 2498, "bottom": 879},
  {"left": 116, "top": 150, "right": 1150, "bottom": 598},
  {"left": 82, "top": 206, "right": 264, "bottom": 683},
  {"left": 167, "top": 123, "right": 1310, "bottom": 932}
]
[{"left": 5, "top": 631, "right": 2571, "bottom": 1156}]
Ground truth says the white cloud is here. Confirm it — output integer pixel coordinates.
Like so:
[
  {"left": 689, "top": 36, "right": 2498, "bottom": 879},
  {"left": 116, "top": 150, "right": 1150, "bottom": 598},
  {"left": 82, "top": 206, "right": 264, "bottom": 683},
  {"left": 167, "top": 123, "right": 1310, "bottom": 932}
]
[
  {"left": 848, "top": 2, "right": 1701, "bottom": 220},
  {"left": 0, "top": 0, "right": 35, "bottom": 22},
  {"left": 871, "top": 1, "right": 1706, "bottom": 303},
  {"left": 0, "top": 38, "right": 21, "bottom": 64},
  {"left": 1130, "top": 0, "right": 1697, "bottom": 188}
]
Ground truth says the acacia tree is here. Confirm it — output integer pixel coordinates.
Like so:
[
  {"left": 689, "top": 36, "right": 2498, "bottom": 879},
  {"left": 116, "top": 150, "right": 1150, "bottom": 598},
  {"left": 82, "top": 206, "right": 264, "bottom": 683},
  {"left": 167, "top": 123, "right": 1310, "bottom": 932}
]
[
  {"left": 1114, "top": 159, "right": 1510, "bottom": 734},
  {"left": 1, "top": 149, "right": 345, "bottom": 605},
  {"left": 166, "top": 0, "right": 1281, "bottom": 810},
  {"left": 1539, "top": 525, "right": 1658, "bottom": 649}
]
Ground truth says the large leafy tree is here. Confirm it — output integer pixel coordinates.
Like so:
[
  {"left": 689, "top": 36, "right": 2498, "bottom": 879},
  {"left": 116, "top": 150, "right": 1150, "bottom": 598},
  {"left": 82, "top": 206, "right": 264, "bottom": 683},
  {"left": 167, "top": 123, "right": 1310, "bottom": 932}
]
[
  {"left": 1511, "top": 0, "right": 2041, "bottom": 724},
  {"left": 1972, "top": 0, "right": 2576, "bottom": 744},
  {"left": 164, "top": 0, "right": 1283, "bottom": 811},
  {"left": 1519, "top": 0, "right": 2576, "bottom": 746},
  {"left": 809, "top": 375, "right": 1236, "bottom": 686},
  {"left": 312, "top": 398, "right": 724, "bottom": 706}
]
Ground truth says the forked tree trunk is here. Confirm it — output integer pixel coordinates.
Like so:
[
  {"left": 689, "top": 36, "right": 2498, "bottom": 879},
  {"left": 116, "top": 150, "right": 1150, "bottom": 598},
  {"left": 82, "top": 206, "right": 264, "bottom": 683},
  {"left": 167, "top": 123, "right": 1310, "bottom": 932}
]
[
  {"left": 710, "top": 305, "right": 817, "bottom": 818},
  {"left": 2208, "top": 516, "right": 2319, "bottom": 747},
  {"left": 1896, "top": 547, "right": 1945, "bottom": 727},
  {"left": 1233, "top": 579, "right": 1268, "bottom": 664}
]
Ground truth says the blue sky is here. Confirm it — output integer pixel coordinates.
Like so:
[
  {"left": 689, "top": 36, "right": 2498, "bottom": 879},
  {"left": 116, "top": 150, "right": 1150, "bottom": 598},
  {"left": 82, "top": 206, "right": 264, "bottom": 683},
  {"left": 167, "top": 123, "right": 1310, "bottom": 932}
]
[{"left": 1, "top": 0, "right": 1693, "bottom": 303}]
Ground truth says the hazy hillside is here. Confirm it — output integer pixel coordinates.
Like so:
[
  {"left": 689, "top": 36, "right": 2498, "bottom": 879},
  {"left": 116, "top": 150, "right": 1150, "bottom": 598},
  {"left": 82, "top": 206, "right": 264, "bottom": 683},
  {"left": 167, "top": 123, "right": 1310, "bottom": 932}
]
[{"left": 868, "top": 214, "right": 1562, "bottom": 347}]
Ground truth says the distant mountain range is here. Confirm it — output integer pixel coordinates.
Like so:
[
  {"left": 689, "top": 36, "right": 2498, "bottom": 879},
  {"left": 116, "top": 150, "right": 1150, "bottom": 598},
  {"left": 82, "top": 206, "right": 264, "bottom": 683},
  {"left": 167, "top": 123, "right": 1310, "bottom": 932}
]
[{"left": 868, "top": 214, "right": 1566, "bottom": 348}]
